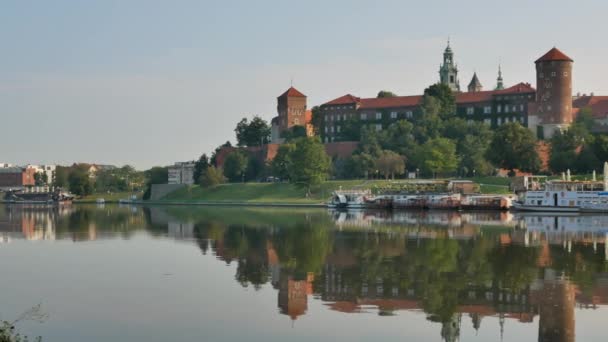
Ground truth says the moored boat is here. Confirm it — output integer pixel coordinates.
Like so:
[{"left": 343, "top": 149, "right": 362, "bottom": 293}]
[
  {"left": 426, "top": 193, "right": 461, "bottom": 210},
  {"left": 393, "top": 194, "right": 426, "bottom": 210},
  {"left": 460, "top": 194, "right": 515, "bottom": 211},
  {"left": 364, "top": 195, "right": 393, "bottom": 210},
  {"left": 328, "top": 190, "right": 369, "bottom": 209}
]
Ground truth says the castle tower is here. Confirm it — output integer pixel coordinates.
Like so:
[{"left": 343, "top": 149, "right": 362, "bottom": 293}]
[
  {"left": 467, "top": 72, "right": 483, "bottom": 92},
  {"left": 439, "top": 40, "right": 460, "bottom": 92},
  {"left": 277, "top": 86, "right": 307, "bottom": 134},
  {"left": 535, "top": 47, "right": 574, "bottom": 138},
  {"left": 496, "top": 64, "right": 504, "bottom": 90}
]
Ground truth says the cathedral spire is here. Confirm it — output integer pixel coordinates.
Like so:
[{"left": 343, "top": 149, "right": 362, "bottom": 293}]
[
  {"left": 439, "top": 40, "right": 460, "bottom": 92},
  {"left": 496, "top": 63, "right": 504, "bottom": 90}
]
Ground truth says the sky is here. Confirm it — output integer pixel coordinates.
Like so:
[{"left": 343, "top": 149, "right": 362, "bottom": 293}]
[{"left": 2, "top": 0, "right": 608, "bottom": 169}]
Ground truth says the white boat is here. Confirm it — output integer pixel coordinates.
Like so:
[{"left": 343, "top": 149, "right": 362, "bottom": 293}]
[
  {"left": 328, "top": 190, "right": 369, "bottom": 209},
  {"left": 579, "top": 199, "right": 608, "bottom": 213},
  {"left": 514, "top": 163, "right": 608, "bottom": 213}
]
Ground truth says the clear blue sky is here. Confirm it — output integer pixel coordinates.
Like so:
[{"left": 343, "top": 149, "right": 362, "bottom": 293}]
[{"left": 2, "top": 0, "right": 607, "bottom": 169}]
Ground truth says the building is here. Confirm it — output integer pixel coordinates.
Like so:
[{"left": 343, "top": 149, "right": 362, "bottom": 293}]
[
  {"left": 0, "top": 163, "right": 14, "bottom": 168},
  {"left": 0, "top": 167, "right": 36, "bottom": 190},
  {"left": 27, "top": 164, "right": 57, "bottom": 184},
  {"left": 270, "top": 86, "right": 314, "bottom": 143},
  {"left": 168, "top": 162, "right": 195, "bottom": 185},
  {"left": 318, "top": 44, "right": 602, "bottom": 142}
]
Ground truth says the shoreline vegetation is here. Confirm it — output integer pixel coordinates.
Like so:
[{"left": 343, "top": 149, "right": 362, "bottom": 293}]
[{"left": 146, "top": 177, "right": 511, "bottom": 206}]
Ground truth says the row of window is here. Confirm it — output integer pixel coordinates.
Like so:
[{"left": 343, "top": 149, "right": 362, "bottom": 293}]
[
  {"left": 539, "top": 71, "right": 568, "bottom": 79},
  {"left": 466, "top": 104, "right": 526, "bottom": 115},
  {"left": 323, "top": 105, "right": 356, "bottom": 111}
]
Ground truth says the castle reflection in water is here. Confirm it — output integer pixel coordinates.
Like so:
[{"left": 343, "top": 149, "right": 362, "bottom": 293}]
[{"left": 2, "top": 204, "right": 608, "bottom": 341}]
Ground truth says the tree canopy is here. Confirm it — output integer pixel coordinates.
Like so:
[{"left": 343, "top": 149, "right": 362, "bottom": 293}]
[
  {"left": 377, "top": 90, "right": 397, "bottom": 98},
  {"left": 223, "top": 150, "right": 249, "bottom": 182},
  {"left": 285, "top": 137, "right": 331, "bottom": 193},
  {"left": 488, "top": 122, "right": 540, "bottom": 172},
  {"left": 235, "top": 116, "right": 270, "bottom": 147}
]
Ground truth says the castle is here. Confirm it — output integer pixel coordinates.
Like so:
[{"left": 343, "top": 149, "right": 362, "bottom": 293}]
[{"left": 312, "top": 43, "right": 608, "bottom": 142}]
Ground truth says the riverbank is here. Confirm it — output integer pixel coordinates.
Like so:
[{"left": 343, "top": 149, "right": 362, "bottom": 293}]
[
  {"left": 153, "top": 177, "right": 511, "bottom": 205},
  {"left": 74, "top": 192, "right": 142, "bottom": 203}
]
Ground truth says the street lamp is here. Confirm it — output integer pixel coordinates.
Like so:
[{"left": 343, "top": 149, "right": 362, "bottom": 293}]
[{"left": 416, "top": 168, "right": 420, "bottom": 179}]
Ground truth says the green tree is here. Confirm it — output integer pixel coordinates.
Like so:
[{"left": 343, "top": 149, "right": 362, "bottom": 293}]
[
  {"left": 281, "top": 125, "right": 307, "bottom": 141},
  {"left": 350, "top": 153, "right": 376, "bottom": 179},
  {"left": 575, "top": 107, "right": 595, "bottom": 131},
  {"left": 53, "top": 166, "right": 69, "bottom": 188},
  {"left": 592, "top": 134, "right": 608, "bottom": 164},
  {"left": 488, "top": 122, "right": 540, "bottom": 172},
  {"left": 223, "top": 150, "right": 249, "bottom": 182},
  {"left": 235, "top": 116, "right": 271, "bottom": 147},
  {"left": 414, "top": 95, "right": 443, "bottom": 142},
  {"left": 271, "top": 143, "right": 296, "bottom": 180},
  {"left": 193, "top": 153, "right": 209, "bottom": 184},
  {"left": 34, "top": 171, "right": 48, "bottom": 186},
  {"left": 286, "top": 137, "right": 331, "bottom": 193},
  {"left": 423, "top": 83, "right": 456, "bottom": 119},
  {"left": 375, "top": 150, "right": 406, "bottom": 180},
  {"left": 142, "top": 166, "right": 168, "bottom": 200},
  {"left": 68, "top": 167, "right": 93, "bottom": 196},
  {"left": 377, "top": 90, "right": 397, "bottom": 98},
  {"left": 418, "top": 138, "right": 459, "bottom": 177},
  {"left": 310, "top": 106, "right": 323, "bottom": 136},
  {"left": 200, "top": 166, "right": 226, "bottom": 187}
]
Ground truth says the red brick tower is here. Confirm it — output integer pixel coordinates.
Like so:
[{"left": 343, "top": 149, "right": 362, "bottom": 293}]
[
  {"left": 277, "top": 87, "right": 307, "bottom": 134},
  {"left": 535, "top": 47, "right": 574, "bottom": 138}
]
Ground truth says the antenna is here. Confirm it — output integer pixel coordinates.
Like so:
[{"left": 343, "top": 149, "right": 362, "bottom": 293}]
[{"left": 290, "top": 76, "right": 293, "bottom": 87}]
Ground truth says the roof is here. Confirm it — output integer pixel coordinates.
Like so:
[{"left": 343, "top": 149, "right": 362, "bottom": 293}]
[
  {"left": 323, "top": 94, "right": 361, "bottom": 106},
  {"left": 468, "top": 72, "right": 482, "bottom": 88},
  {"left": 279, "top": 86, "right": 306, "bottom": 98},
  {"left": 573, "top": 95, "right": 608, "bottom": 119},
  {"left": 322, "top": 82, "right": 536, "bottom": 109},
  {"left": 535, "top": 47, "right": 573, "bottom": 63},
  {"left": 360, "top": 95, "right": 422, "bottom": 109},
  {"left": 0, "top": 167, "right": 25, "bottom": 174}
]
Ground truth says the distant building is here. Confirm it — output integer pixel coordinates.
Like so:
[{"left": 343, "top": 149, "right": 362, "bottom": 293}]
[
  {"left": 270, "top": 86, "right": 314, "bottom": 143},
  {"left": 168, "top": 162, "right": 195, "bottom": 185},
  {"left": 0, "top": 166, "right": 36, "bottom": 190},
  {"left": 27, "top": 164, "right": 57, "bottom": 184},
  {"left": 0, "top": 163, "right": 14, "bottom": 168},
  {"left": 318, "top": 44, "right": 603, "bottom": 142}
]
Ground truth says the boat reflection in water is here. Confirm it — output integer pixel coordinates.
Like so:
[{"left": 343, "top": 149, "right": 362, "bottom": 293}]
[{"left": 2, "top": 204, "right": 608, "bottom": 341}]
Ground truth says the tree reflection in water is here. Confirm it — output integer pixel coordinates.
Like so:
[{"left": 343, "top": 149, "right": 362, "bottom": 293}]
[{"left": 2, "top": 205, "right": 608, "bottom": 341}]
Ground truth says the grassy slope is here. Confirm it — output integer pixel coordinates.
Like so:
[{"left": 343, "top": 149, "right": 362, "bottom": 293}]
[
  {"left": 76, "top": 191, "right": 142, "bottom": 203},
  {"left": 160, "top": 177, "right": 513, "bottom": 203}
]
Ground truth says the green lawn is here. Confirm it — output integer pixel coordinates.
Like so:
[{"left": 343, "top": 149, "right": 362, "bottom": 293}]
[
  {"left": 76, "top": 191, "right": 142, "bottom": 203},
  {"left": 159, "top": 177, "right": 513, "bottom": 203}
]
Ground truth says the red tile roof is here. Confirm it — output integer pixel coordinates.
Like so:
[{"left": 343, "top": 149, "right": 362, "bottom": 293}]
[
  {"left": 535, "top": 47, "right": 573, "bottom": 63},
  {"left": 279, "top": 86, "right": 306, "bottom": 98},
  {"left": 573, "top": 95, "right": 608, "bottom": 118},
  {"left": 360, "top": 95, "right": 422, "bottom": 109},
  {"left": 322, "top": 83, "right": 536, "bottom": 109},
  {"left": 323, "top": 94, "right": 361, "bottom": 106}
]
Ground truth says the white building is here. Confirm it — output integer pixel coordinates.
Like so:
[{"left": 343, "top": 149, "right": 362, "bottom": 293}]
[
  {"left": 168, "top": 162, "right": 195, "bottom": 185},
  {"left": 27, "top": 164, "right": 57, "bottom": 184},
  {"left": 0, "top": 163, "right": 14, "bottom": 168}
]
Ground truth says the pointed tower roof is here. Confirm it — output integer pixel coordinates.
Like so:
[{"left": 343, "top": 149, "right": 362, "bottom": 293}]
[
  {"left": 468, "top": 72, "right": 482, "bottom": 88},
  {"left": 279, "top": 86, "right": 306, "bottom": 98},
  {"left": 496, "top": 64, "right": 504, "bottom": 90},
  {"left": 535, "top": 47, "right": 573, "bottom": 63}
]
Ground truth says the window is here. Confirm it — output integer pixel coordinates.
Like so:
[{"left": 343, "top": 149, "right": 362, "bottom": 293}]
[
  {"left": 520, "top": 117, "right": 525, "bottom": 123},
  {"left": 361, "top": 113, "right": 367, "bottom": 120},
  {"left": 484, "top": 106, "right": 492, "bottom": 114},
  {"left": 336, "top": 115, "right": 340, "bottom": 121},
  {"left": 324, "top": 127, "right": 328, "bottom": 133},
  {"left": 375, "top": 112, "right": 382, "bottom": 120},
  {"left": 512, "top": 117, "right": 517, "bottom": 122},
  {"left": 497, "top": 105, "right": 502, "bottom": 113},
  {"left": 324, "top": 137, "right": 328, "bottom": 143},
  {"left": 504, "top": 105, "right": 509, "bottom": 112},
  {"left": 505, "top": 117, "right": 509, "bottom": 123},
  {"left": 406, "top": 111, "right": 413, "bottom": 118},
  {"left": 375, "top": 124, "right": 382, "bottom": 132},
  {"left": 484, "top": 118, "right": 491, "bottom": 125},
  {"left": 390, "top": 111, "right": 398, "bottom": 119},
  {"left": 324, "top": 115, "right": 328, "bottom": 122},
  {"left": 520, "top": 104, "right": 524, "bottom": 111},
  {"left": 563, "top": 71, "right": 568, "bottom": 76},
  {"left": 547, "top": 105, "right": 552, "bottom": 111},
  {"left": 330, "top": 126, "right": 334, "bottom": 133},
  {"left": 343, "top": 114, "right": 347, "bottom": 121},
  {"left": 497, "top": 118, "right": 502, "bottom": 125},
  {"left": 331, "top": 115, "right": 334, "bottom": 121},
  {"left": 337, "top": 126, "right": 341, "bottom": 133},
  {"left": 539, "top": 73, "right": 544, "bottom": 79},
  {"left": 467, "top": 119, "right": 473, "bottom": 125},
  {"left": 551, "top": 71, "right": 556, "bottom": 77},
  {"left": 466, "top": 107, "right": 474, "bottom": 115}
]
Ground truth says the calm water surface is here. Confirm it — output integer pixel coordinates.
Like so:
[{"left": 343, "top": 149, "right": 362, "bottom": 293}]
[{"left": 1, "top": 204, "right": 607, "bottom": 341}]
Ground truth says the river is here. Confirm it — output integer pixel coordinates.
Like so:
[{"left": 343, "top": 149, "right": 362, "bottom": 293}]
[{"left": 1, "top": 204, "right": 607, "bottom": 341}]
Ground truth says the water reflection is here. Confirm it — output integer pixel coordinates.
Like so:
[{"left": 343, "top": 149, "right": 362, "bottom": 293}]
[{"left": 1, "top": 205, "right": 608, "bottom": 341}]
